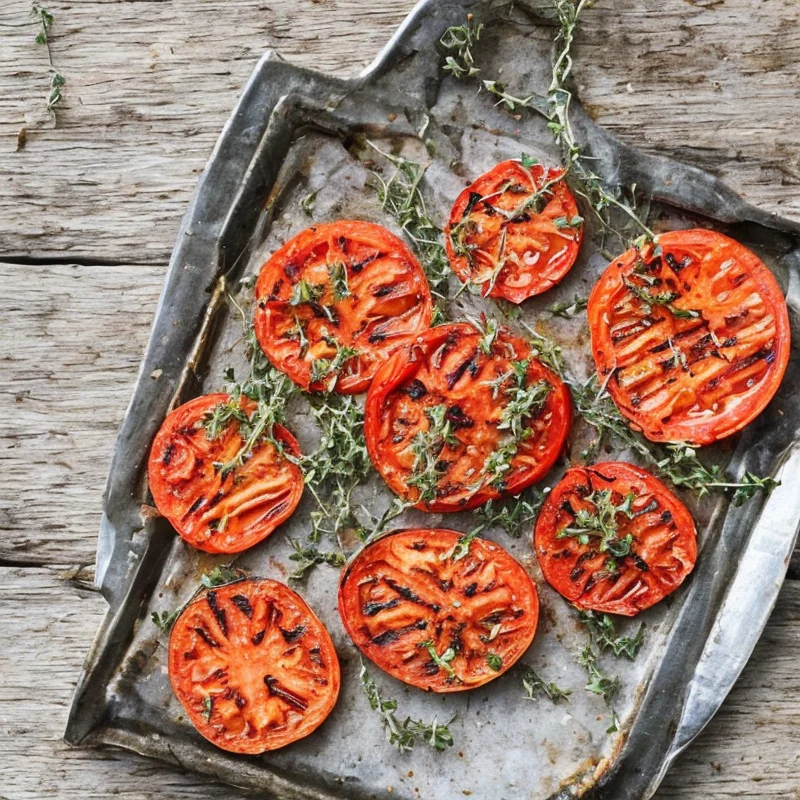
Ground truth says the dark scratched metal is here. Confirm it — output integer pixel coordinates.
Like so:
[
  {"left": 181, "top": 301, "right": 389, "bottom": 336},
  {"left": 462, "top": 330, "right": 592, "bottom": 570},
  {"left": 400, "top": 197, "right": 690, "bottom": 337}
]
[{"left": 66, "top": 1, "right": 800, "bottom": 798}]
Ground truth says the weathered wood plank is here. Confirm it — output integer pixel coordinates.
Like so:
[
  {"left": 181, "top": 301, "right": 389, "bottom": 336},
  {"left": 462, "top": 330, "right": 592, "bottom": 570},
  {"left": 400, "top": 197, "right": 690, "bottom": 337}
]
[
  {"left": 0, "top": 261, "right": 163, "bottom": 565},
  {"left": 2, "top": 0, "right": 799, "bottom": 265},
  {"left": 1, "top": 567, "right": 797, "bottom": 799}
]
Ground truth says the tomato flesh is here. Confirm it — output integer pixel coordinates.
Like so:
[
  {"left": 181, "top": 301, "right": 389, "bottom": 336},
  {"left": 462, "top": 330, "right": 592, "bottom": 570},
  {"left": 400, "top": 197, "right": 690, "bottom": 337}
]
[
  {"left": 364, "top": 322, "right": 571, "bottom": 511},
  {"left": 169, "top": 579, "right": 340, "bottom": 753},
  {"left": 148, "top": 394, "right": 303, "bottom": 554},
  {"left": 254, "top": 220, "right": 433, "bottom": 394},
  {"left": 338, "top": 528, "right": 539, "bottom": 692},
  {"left": 534, "top": 462, "right": 697, "bottom": 616},
  {"left": 588, "top": 229, "right": 791, "bottom": 445},
  {"left": 445, "top": 160, "right": 583, "bottom": 303}
]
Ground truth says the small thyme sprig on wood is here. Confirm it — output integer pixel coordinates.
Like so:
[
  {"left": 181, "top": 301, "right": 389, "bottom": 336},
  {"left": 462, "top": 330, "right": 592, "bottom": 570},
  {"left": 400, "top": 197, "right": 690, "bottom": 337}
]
[
  {"left": 521, "top": 666, "right": 572, "bottom": 703},
  {"left": 31, "top": 2, "right": 66, "bottom": 125},
  {"left": 367, "top": 144, "right": 450, "bottom": 324},
  {"left": 360, "top": 661, "right": 455, "bottom": 752}
]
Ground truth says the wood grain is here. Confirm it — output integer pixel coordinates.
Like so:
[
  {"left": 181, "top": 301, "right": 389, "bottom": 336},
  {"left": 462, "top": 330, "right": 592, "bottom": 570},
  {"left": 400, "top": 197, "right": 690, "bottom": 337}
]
[
  {"left": 1, "top": 0, "right": 799, "bottom": 797},
  {"left": 1, "top": 566, "right": 797, "bottom": 799}
]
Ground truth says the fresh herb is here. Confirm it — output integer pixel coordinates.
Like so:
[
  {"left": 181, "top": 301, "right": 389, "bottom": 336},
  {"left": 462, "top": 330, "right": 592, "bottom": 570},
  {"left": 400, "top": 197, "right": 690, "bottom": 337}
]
[
  {"left": 407, "top": 404, "right": 459, "bottom": 505},
  {"left": 577, "top": 644, "right": 620, "bottom": 704},
  {"left": 556, "top": 489, "right": 636, "bottom": 574},
  {"left": 440, "top": 14, "right": 483, "bottom": 79},
  {"left": 309, "top": 342, "right": 359, "bottom": 391},
  {"left": 549, "top": 295, "right": 588, "bottom": 318},
  {"left": 360, "top": 661, "right": 455, "bottom": 752},
  {"left": 368, "top": 144, "right": 450, "bottom": 324},
  {"left": 473, "top": 488, "right": 547, "bottom": 539},
  {"left": 486, "top": 652, "right": 503, "bottom": 672},
  {"left": 289, "top": 278, "right": 325, "bottom": 307},
  {"left": 328, "top": 262, "right": 351, "bottom": 301},
  {"left": 577, "top": 610, "right": 646, "bottom": 660},
  {"left": 421, "top": 641, "right": 458, "bottom": 681},
  {"left": 31, "top": 2, "right": 66, "bottom": 125},
  {"left": 151, "top": 609, "right": 180, "bottom": 633},
  {"left": 624, "top": 275, "right": 699, "bottom": 320},
  {"left": 448, "top": 526, "right": 483, "bottom": 562},
  {"left": 202, "top": 695, "right": 213, "bottom": 722},
  {"left": 201, "top": 564, "right": 245, "bottom": 588},
  {"left": 287, "top": 537, "right": 345, "bottom": 581},
  {"left": 301, "top": 191, "right": 317, "bottom": 216},
  {"left": 521, "top": 666, "right": 572, "bottom": 703}
]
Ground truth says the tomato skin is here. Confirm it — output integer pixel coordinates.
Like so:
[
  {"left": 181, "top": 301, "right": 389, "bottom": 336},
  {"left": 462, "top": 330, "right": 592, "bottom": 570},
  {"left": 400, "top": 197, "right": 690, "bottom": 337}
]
[
  {"left": 588, "top": 228, "right": 791, "bottom": 446},
  {"left": 445, "top": 160, "right": 583, "bottom": 304},
  {"left": 169, "top": 579, "right": 340, "bottom": 753},
  {"left": 148, "top": 394, "right": 303, "bottom": 554},
  {"left": 364, "top": 322, "right": 571, "bottom": 512},
  {"left": 338, "top": 528, "right": 539, "bottom": 692},
  {"left": 254, "top": 220, "right": 433, "bottom": 394},
  {"left": 534, "top": 462, "right": 698, "bottom": 617}
]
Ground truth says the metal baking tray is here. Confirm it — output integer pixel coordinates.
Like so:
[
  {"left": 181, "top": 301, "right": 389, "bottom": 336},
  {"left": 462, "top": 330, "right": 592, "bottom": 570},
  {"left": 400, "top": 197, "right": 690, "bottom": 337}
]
[{"left": 66, "top": 1, "right": 800, "bottom": 797}]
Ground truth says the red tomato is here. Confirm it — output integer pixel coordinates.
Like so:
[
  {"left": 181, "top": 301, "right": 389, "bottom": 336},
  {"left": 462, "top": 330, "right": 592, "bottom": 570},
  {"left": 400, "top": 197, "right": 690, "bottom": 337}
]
[
  {"left": 254, "top": 220, "right": 433, "bottom": 394},
  {"left": 148, "top": 394, "right": 303, "bottom": 554},
  {"left": 534, "top": 462, "right": 698, "bottom": 616},
  {"left": 588, "top": 228, "right": 790, "bottom": 445},
  {"left": 364, "top": 322, "right": 571, "bottom": 511},
  {"left": 445, "top": 160, "right": 583, "bottom": 303},
  {"left": 338, "top": 528, "right": 539, "bottom": 692},
  {"left": 169, "top": 578, "right": 340, "bottom": 753}
]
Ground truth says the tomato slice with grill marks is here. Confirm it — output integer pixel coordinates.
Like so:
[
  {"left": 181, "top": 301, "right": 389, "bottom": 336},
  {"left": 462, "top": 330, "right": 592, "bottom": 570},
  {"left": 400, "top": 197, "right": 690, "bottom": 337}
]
[
  {"left": 445, "top": 160, "right": 583, "bottom": 304},
  {"left": 169, "top": 579, "right": 340, "bottom": 753},
  {"left": 534, "top": 462, "right": 698, "bottom": 616},
  {"left": 148, "top": 394, "right": 303, "bottom": 554},
  {"left": 338, "top": 528, "right": 538, "bottom": 692},
  {"left": 588, "top": 229, "right": 790, "bottom": 445},
  {"left": 254, "top": 220, "right": 433, "bottom": 394},
  {"left": 364, "top": 322, "right": 571, "bottom": 512}
]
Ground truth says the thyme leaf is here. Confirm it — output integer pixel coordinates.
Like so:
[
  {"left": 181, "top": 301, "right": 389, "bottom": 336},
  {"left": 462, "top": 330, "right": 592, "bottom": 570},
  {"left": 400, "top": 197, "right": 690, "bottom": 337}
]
[
  {"left": 309, "top": 342, "right": 359, "bottom": 391},
  {"left": 486, "top": 652, "right": 503, "bottom": 672},
  {"left": 521, "top": 666, "right": 572, "bottom": 703},
  {"left": 287, "top": 537, "right": 345, "bottom": 581},
  {"left": 151, "top": 609, "right": 180, "bottom": 633},
  {"left": 31, "top": 2, "right": 66, "bottom": 124},
  {"left": 577, "top": 610, "right": 646, "bottom": 660},
  {"left": 201, "top": 564, "right": 245, "bottom": 588},
  {"left": 421, "top": 640, "right": 458, "bottom": 681},
  {"left": 577, "top": 644, "right": 620, "bottom": 704},
  {"left": 473, "top": 487, "right": 547, "bottom": 539},
  {"left": 367, "top": 144, "right": 450, "bottom": 323},
  {"left": 440, "top": 14, "right": 483, "bottom": 79},
  {"left": 549, "top": 295, "right": 588, "bottom": 318},
  {"left": 360, "top": 661, "right": 455, "bottom": 752},
  {"left": 407, "top": 404, "right": 459, "bottom": 505}
]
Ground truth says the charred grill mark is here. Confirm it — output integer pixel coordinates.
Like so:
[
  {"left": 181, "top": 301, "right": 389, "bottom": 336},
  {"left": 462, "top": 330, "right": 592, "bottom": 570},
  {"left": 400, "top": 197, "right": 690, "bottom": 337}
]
[
  {"left": 611, "top": 319, "right": 661, "bottom": 344},
  {"left": 362, "top": 599, "right": 401, "bottom": 616},
  {"left": 309, "top": 646, "right": 324, "bottom": 666},
  {"left": 194, "top": 626, "right": 221, "bottom": 648},
  {"left": 482, "top": 610, "right": 505, "bottom": 627},
  {"left": 267, "top": 278, "right": 284, "bottom": 301},
  {"left": 707, "top": 347, "right": 773, "bottom": 388},
  {"left": 633, "top": 554, "right": 649, "bottom": 571},
  {"left": 186, "top": 496, "right": 205, "bottom": 516},
  {"left": 410, "top": 540, "right": 427, "bottom": 551},
  {"left": 660, "top": 510, "right": 673, "bottom": 524},
  {"left": 264, "top": 499, "right": 291, "bottom": 521},
  {"left": 162, "top": 443, "right": 175, "bottom": 466},
  {"left": 404, "top": 379, "right": 428, "bottom": 400},
  {"left": 264, "top": 676, "right": 308, "bottom": 711},
  {"left": 371, "top": 619, "right": 428, "bottom": 646},
  {"left": 463, "top": 582, "right": 478, "bottom": 598},
  {"left": 649, "top": 339, "right": 673, "bottom": 354},
  {"left": 206, "top": 592, "right": 228, "bottom": 637},
  {"left": 446, "top": 352, "right": 479, "bottom": 389},
  {"left": 445, "top": 405, "right": 474, "bottom": 429},
  {"left": 368, "top": 332, "right": 387, "bottom": 344},
  {"left": 731, "top": 273, "right": 748, "bottom": 287},
  {"left": 337, "top": 235, "right": 348, "bottom": 254},
  {"left": 665, "top": 252, "right": 691, "bottom": 272},
  {"left": 283, "top": 263, "right": 300, "bottom": 280},
  {"left": 385, "top": 578, "right": 441, "bottom": 612},
  {"left": 280, "top": 625, "right": 307, "bottom": 643},
  {"left": 351, "top": 252, "right": 381, "bottom": 273},
  {"left": 230, "top": 594, "right": 253, "bottom": 618},
  {"left": 207, "top": 490, "right": 225, "bottom": 509},
  {"left": 373, "top": 284, "right": 396, "bottom": 297},
  {"left": 449, "top": 622, "right": 466, "bottom": 654},
  {"left": 633, "top": 499, "right": 659, "bottom": 517},
  {"left": 251, "top": 630, "right": 266, "bottom": 645}
]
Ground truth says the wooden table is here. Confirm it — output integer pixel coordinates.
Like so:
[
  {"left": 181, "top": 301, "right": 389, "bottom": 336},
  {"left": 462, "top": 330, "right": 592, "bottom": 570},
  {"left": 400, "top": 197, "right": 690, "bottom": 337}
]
[{"left": 2, "top": 0, "right": 799, "bottom": 797}]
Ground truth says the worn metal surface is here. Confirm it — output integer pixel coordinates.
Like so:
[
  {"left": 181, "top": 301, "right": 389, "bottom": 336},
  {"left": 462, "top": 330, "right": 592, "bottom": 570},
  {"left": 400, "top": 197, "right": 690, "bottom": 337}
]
[{"left": 65, "top": 1, "right": 800, "bottom": 798}]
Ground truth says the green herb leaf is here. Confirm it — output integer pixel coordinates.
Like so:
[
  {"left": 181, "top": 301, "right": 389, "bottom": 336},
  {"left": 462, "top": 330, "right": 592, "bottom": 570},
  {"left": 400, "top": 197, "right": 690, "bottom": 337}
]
[
  {"left": 201, "top": 565, "right": 244, "bottom": 589},
  {"left": 521, "top": 666, "right": 571, "bottom": 702},
  {"left": 421, "top": 640, "right": 458, "bottom": 681},
  {"left": 151, "top": 609, "right": 180, "bottom": 633},
  {"left": 486, "top": 652, "right": 503, "bottom": 672},
  {"left": 578, "top": 610, "right": 646, "bottom": 660}
]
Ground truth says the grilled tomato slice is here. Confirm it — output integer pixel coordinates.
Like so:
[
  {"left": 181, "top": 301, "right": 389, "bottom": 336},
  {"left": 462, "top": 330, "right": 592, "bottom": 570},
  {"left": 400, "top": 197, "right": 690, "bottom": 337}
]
[
  {"left": 364, "top": 322, "right": 571, "bottom": 511},
  {"left": 534, "top": 462, "right": 698, "bottom": 616},
  {"left": 148, "top": 393, "right": 303, "bottom": 554},
  {"left": 338, "top": 528, "right": 538, "bottom": 692},
  {"left": 588, "top": 229, "right": 790, "bottom": 445},
  {"left": 169, "top": 578, "right": 340, "bottom": 753},
  {"left": 254, "top": 220, "right": 433, "bottom": 394},
  {"left": 445, "top": 159, "right": 583, "bottom": 303}
]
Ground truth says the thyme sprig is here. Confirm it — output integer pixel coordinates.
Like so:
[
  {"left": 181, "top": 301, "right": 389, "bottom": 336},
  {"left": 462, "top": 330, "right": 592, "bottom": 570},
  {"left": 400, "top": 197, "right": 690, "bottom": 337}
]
[
  {"left": 287, "top": 537, "right": 345, "bottom": 581},
  {"left": 440, "top": 14, "right": 484, "bottom": 79},
  {"left": 367, "top": 144, "right": 450, "bottom": 324},
  {"left": 521, "top": 666, "right": 572, "bottom": 703},
  {"left": 473, "top": 487, "right": 547, "bottom": 539},
  {"left": 549, "top": 295, "right": 588, "bottom": 318},
  {"left": 31, "top": 2, "right": 65, "bottom": 125},
  {"left": 407, "top": 404, "right": 459, "bottom": 505},
  {"left": 360, "top": 661, "right": 455, "bottom": 752},
  {"left": 577, "top": 644, "right": 620, "bottom": 733},
  {"left": 577, "top": 610, "right": 646, "bottom": 660},
  {"left": 556, "top": 489, "right": 636, "bottom": 574},
  {"left": 421, "top": 640, "right": 459, "bottom": 682}
]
